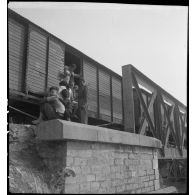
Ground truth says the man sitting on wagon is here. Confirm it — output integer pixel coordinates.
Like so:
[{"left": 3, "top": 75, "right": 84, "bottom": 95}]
[{"left": 32, "top": 86, "right": 65, "bottom": 124}]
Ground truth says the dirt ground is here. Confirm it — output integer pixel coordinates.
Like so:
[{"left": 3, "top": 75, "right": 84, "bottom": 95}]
[{"left": 162, "top": 178, "right": 187, "bottom": 193}]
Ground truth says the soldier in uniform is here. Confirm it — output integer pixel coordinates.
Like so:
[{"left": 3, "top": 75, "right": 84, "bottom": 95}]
[{"left": 78, "top": 77, "right": 88, "bottom": 124}]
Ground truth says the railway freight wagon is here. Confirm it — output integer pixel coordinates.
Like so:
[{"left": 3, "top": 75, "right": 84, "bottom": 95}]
[{"left": 8, "top": 9, "right": 152, "bottom": 129}]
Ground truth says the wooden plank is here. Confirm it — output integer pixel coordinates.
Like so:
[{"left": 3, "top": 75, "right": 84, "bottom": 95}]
[
  {"left": 29, "top": 38, "right": 46, "bottom": 49},
  {"left": 8, "top": 26, "right": 24, "bottom": 35},
  {"left": 9, "top": 40, "right": 24, "bottom": 50},
  {"left": 28, "top": 54, "right": 47, "bottom": 66},
  {"left": 122, "top": 65, "right": 135, "bottom": 133},
  {"left": 179, "top": 112, "right": 186, "bottom": 150},
  {"left": 154, "top": 93, "right": 163, "bottom": 142},
  {"left": 8, "top": 22, "right": 25, "bottom": 32},
  {"left": 173, "top": 105, "right": 183, "bottom": 156},
  {"left": 113, "top": 118, "right": 122, "bottom": 124},
  {"left": 28, "top": 49, "right": 47, "bottom": 61},
  {"left": 27, "top": 79, "right": 46, "bottom": 89},
  {"left": 97, "top": 66, "right": 100, "bottom": 118},
  {"left": 45, "top": 37, "right": 49, "bottom": 89},
  {"left": 9, "top": 54, "right": 24, "bottom": 64},
  {"left": 30, "top": 32, "right": 47, "bottom": 42},
  {"left": 27, "top": 77, "right": 46, "bottom": 86},
  {"left": 132, "top": 71, "right": 155, "bottom": 136},
  {"left": 8, "top": 62, "right": 23, "bottom": 72},
  {"left": 113, "top": 113, "right": 122, "bottom": 118},
  {"left": 27, "top": 67, "right": 46, "bottom": 76},
  {"left": 9, "top": 77, "right": 22, "bottom": 85},
  {"left": 164, "top": 105, "right": 174, "bottom": 148},
  {"left": 29, "top": 40, "right": 47, "bottom": 50},
  {"left": 9, "top": 49, "right": 24, "bottom": 58},
  {"left": 8, "top": 30, "right": 24, "bottom": 39},
  {"left": 28, "top": 60, "right": 46, "bottom": 72},
  {"left": 28, "top": 47, "right": 47, "bottom": 58},
  {"left": 110, "top": 75, "right": 113, "bottom": 122},
  {"left": 28, "top": 72, "right": 46, "bottom": 81},
  {"left": 9, "top": 69, "right": 23, "bottom": 76},
  {"left": 139, "top": 91, "right": 157, "bottom": 135},
  {"left": 99, "top": 113, "right": 111, "bottom": 122},
  {"left": 27, "top": 78, "right": 46, "bottom": 88}
]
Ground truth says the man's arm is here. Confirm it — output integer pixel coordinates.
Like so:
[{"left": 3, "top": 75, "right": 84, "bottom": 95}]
[
  {"left": 46, "top": 95, "right": 58, "bottom": 102},
  {"left": 74, "top": 73, "right": 80, "bottom": 78},
  {"left": 83, "top": 85, "right": 88, "bottom": 103}
]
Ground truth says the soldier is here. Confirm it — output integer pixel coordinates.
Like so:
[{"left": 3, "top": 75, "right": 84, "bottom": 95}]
[
  {"left": 78, "top": 77, "right": 88, "bottom": 124},
  {"left": 69, "top": 64, "right": 80, "bottom": 90}
]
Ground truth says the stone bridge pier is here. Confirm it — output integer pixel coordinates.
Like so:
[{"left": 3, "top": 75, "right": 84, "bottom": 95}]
[{"left": 36, "top": 119, "right": 162, "bottom": 194}]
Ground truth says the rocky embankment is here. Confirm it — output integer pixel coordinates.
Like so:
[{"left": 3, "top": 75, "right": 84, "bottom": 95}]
[{"left": 9, "top": 124, "right": 66, "bottom": 193}]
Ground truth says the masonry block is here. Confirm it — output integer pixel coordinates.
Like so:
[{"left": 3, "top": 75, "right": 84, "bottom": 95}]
[
  {"left": 147, "top": 169, "right": 155, "bottom": 175},
  {"left": 95, "top": 173, "right": 106, "bottom": 181},
  {"left": 149, "top": 175, "right": 155, "bottom": 180},
  {"left": 65, "top": 184, "right": 79, "bottom": 194},
  {"left": 79, "top": 183, "right": 90, "bottom": 193},
  {"left": 148, "top": 180, "right": 154, "bottom": 187},
  {"left": 155, "top": 172, "right": 160, "bottom": 180},
  {"left": 154, "top": 179, "right": 160, "bottom": 190},
  {"left": 90, "top": 182, "right": 100, "bottom": 190},
  {"left": 87, "top": 174, "right": 95, "bottom": 182},
  {"left": 153, "top": 159, "right": 158, "bottom": 169},
  {"left": 144, "top": 181, "right": 149, "bottom": 187}
]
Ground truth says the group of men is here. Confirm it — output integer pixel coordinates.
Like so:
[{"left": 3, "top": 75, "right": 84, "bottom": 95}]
[{"left": 32, "top": 64, "right": 88, "bottom": 125}]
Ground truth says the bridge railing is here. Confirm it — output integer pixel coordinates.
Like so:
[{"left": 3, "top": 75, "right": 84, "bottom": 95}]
[{"left": 122, "top": 64, "right": 187, "bottom": 157}]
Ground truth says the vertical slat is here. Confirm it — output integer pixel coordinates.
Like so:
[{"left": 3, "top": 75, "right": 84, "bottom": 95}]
[
  {"left": 80, "top": 56, "right": 84, "bottom": 77},
  {"left": 153, "top": 94, "right": 162, "bottom": 141},
  {"left": 23, "top": 24, "right": 29, "bottom": 94},
  {"left": 110, "top": 75, "right": 113, "bottom": 122},
  {"left": 122, "top": 65, "right": 135, "bottom": 133},
  {"left": 45, "top": 36, "right": 49, "bottom": 90},
  {"left": 97, "top": 66, "right": 100, "bottom": 118},
  {"left": 121, "top": 77, "right": 124, "bottom": 126}
]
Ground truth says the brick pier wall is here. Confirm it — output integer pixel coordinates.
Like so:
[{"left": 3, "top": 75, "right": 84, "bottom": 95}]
[
  {"left": 36, "top": 120, "right": 161, "bottom": 194},
  {"left": 65, "top": 142, "right": 159, "bottom": 194}
]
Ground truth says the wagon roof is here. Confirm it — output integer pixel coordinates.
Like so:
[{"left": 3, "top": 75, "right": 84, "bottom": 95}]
[{"left": 8, "top": 8, "right": 121, "bottom": 80}]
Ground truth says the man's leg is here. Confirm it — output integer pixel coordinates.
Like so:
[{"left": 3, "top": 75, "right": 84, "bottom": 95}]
[
  {"left": 32, "top": 112, "right": 44, "bottom": 124},
  {"left": 41, "top": 103, "right": 58, "bottom": 120},
  {"left": 80, "top": 105, "right": 88, "bottom": 124}
]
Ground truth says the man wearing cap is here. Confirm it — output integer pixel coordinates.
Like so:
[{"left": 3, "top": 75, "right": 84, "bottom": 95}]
[
  {"left": 78, "top": 77, "right": 88, "bottom": 124},
  {"left": 69, "top": 64, "right": 80, "bottom": 89},
  {"left": 32, "top": 86, "right": 65, "bottom": 124}
]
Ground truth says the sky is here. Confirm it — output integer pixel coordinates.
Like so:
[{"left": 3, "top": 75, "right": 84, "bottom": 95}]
[{"left": 8, "top": 2, "right": 187, "bottom": 105}]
